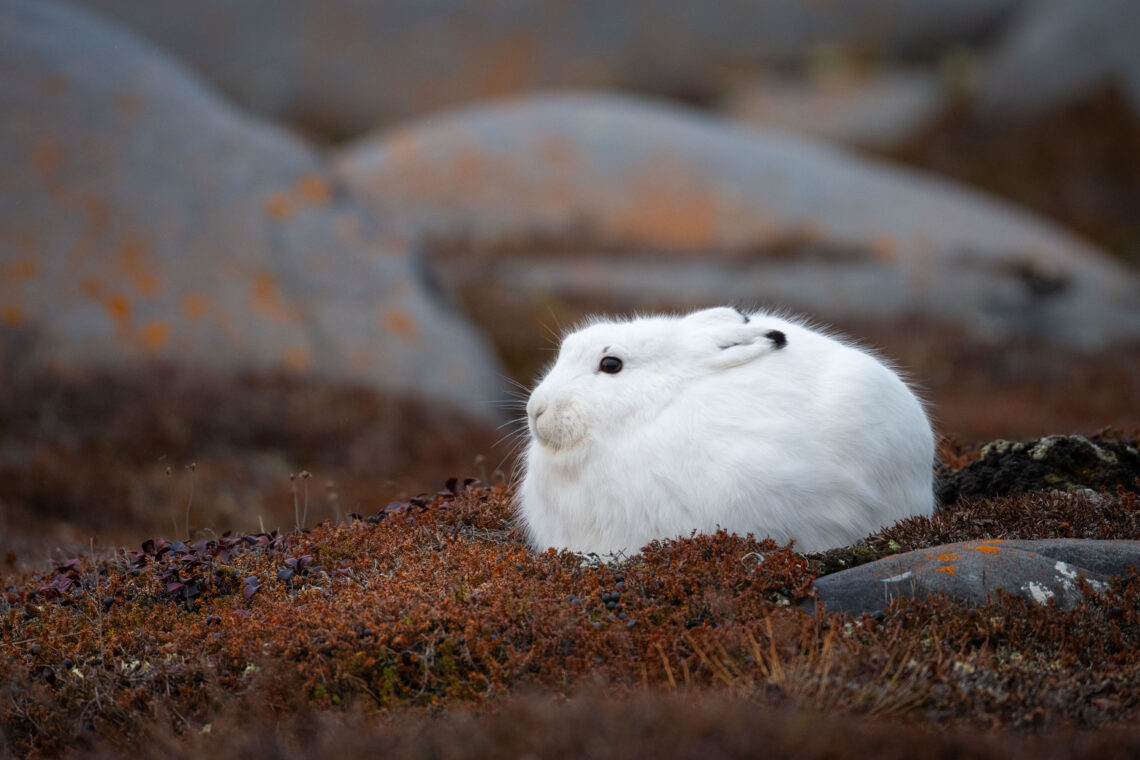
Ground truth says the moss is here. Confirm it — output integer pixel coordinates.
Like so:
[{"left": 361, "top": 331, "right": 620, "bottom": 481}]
[{"left": 802, "top": 545, "right": 894, "bottom": 576}]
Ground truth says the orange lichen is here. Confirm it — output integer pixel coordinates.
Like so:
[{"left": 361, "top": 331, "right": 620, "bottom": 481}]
[
  {"left": 973, "top": 545, "right": 1001, "bottom": 554},
  {"left": 3, "top": 258, "right": 38, "bottom": 280},
  {"left": 119, "top": 238, "right": 161, "bottom": 297},
  {"left": 139, "top": 321, "right": 169, "bottom": 350},
  {"left": 382, "top": 308, "right": 419, "bottom": 340},
  {"left": 450, "top": 145, "right": 494, "bottom": 192},
  {"left": 938, "top": 553, "right": 961, "bottom": 562},
  {"left": 296, "top": 175, "right": 332, "bottom": 204},
  {"left": 934, "top": 565, "right": 956, "bottom": 575},
  {"left": 29, "top": 139, "right": 65, "bottom": 176},
  {"left": 608, "top": 162, "right": 720, "bottom": 249},
  {"left": 870, "top": 235, "right": 898, "bottom": 262},
  {"left": 250, "top": 273, "right": 293, "bottom": 322},
  {"left": 105, "top": 293, "right": 131, "bottom": 324},
  {"left": 1, "top": 304, "right": 22, "bottom": 325},
  {"left": 264, "top": 193, "right": 294, "bottom": 220},
  {"left": 284, "top": 346, "right": 313, "bottom": 371},
  {"left": 182, "top": 293, "right": 210, "bottom": 319},
  {"left": 382, "top": 128, "right": 423, "bottom": 164}
]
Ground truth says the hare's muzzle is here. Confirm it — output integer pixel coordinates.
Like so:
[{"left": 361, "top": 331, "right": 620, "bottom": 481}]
[{"left": 528, "top": 395, "right": 586, "bottom": 452}]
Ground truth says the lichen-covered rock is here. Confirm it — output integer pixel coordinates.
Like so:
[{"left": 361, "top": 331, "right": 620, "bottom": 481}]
[
  {"left": 812, "top": 538, "right": 1140, "bottom": 615},
  {"left": 0, "top": 0, "right": 503, "bottom": 417},
  {"left": 978, "top": 0, "right": 1140, "bottom": 119},
  {"left": 938, "top": 435, "right": 1140, "bottom": 504},
  {"left": 337, "top": 93, "right": 1140, "bottom": 350},
  {"left": 73, "top": 0, "right": 1024, "bottom": 136}
]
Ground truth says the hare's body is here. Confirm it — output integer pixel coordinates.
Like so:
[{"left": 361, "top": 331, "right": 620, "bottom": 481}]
[{"left": 519, "top": 307, "right": 934, "bottom": 555}]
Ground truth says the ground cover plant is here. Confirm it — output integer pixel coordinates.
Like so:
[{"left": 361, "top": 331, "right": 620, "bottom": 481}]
[{"left": 3, "top": 432, "right": 1140, "bottom": 758}]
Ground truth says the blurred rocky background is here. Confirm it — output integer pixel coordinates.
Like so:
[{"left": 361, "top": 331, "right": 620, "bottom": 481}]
[{"left": 2, "top": 0, "right": 1138, "bottom": 562}]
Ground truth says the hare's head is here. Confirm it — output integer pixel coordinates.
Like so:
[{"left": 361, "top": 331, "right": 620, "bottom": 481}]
[{"left": 526, "top": 307, "right": 787, "bottom": 453}]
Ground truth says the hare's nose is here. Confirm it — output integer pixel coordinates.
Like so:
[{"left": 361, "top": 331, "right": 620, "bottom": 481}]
[{"left": 529, "top": 401, "right": 548, "bottom": 423}]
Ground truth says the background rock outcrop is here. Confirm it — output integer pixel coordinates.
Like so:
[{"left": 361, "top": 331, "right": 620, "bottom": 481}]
[
  {"left": 979, "top": 0, "right": 1140, "bottom": 119},
  {"left": 72, "top": 0, "right": 1024, "bottom": 137},
  {"left": 0, "top": 0, "right": 503, "bottom": 417},
  {"left": 337, "top": 93, "right": 1140, "bottom": 351}
]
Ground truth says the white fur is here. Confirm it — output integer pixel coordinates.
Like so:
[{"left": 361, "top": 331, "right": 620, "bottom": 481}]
[{"left": 518, "top": 307, "right": 935, "bottom": 555}]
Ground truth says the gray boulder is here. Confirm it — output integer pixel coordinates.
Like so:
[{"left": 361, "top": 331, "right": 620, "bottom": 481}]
[
  {"left": 979, "top": 0, "right": 1140, "bottom": 119},
  {"left": 336, "top": 93, "right": 1140, "bottom": 350},
  {"left": 0, "top": 0, "right": 503, "bottom": 417},
  {"left": 73, "top": 0, "right": 1025, "bottom": 136},
  {"left": 812, "top": 539, "right": 1140, "bottom": 615}
]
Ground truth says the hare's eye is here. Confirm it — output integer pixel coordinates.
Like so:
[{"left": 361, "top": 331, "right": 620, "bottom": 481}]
[{"left": 598, "top": 356, "right": 623, "bottom": 374}]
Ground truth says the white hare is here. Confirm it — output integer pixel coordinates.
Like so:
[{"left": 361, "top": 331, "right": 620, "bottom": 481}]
[{"left": 518, "top": 306, "right": 935, "bottom": 555}]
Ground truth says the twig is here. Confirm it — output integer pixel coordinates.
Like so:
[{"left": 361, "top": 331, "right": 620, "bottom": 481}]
[
  {"left": 184, "top": 462, "right": 198, "bottom": 539},
  {"left": 682, "top": 629, "right": 735, "bottom": 687},
  {"left": 655, "top": 641, "right": 677, "bottom": 690}
]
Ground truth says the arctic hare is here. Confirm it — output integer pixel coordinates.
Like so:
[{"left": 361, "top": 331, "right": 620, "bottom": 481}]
[{"left": 518, "top": 306, "right": 935, "bottom": 554}]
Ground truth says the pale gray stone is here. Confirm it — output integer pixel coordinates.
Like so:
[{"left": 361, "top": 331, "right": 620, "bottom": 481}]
[
  {"left": 336, "top": 93, "right": 1140, "bottom": 350},
  {"left": 812, "top": 539, "right": 1140, "bottom": 615},
  {"left": 0, "top": 0, "right": 504, "bottom": 417}
]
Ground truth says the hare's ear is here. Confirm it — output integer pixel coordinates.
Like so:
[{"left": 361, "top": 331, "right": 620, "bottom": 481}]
[
  {"left": 698, "top": 323, "right": 787, "bottom": 371},
  {"left": 681, "top": 306, "right": 750, "bottom": 329}
]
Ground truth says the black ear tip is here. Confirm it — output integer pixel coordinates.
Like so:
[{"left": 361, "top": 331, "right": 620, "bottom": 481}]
[
  {"left": 765, "top": 329, "right": 787, "bottom": 349},
  {"left": 733, "top": 307, "right": 750, "bottom": 324}
]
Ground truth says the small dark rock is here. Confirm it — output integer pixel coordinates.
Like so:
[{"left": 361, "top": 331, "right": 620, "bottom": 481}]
[{"left": 937, "top": 435, "right": 1140, "bottom": 504}]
